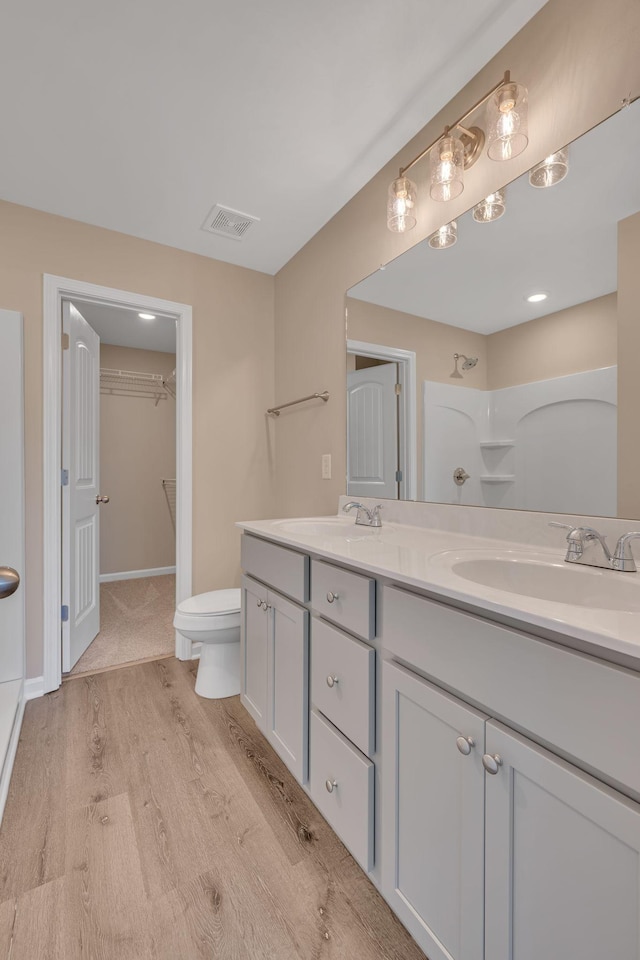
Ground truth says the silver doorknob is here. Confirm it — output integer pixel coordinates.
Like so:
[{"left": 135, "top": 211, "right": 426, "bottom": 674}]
[
  {"left": 482, "top": 753, "right": 503, "bottom": 775},
  {"left": 96, "top": 495, "right": 110, "bottom": 504},
  {"left": 326, "top": 591, "right": 339, "bottom": 603},
  {"left": 326, "top": 675, "right": 339, "bottom": 688},
  {"left": 456, "top": 736, "right": 475, "bottom": 756},
  {"left": 325, "top": 779, "right": 337, "bottom": 793},
  {"left": 0, "top": 567, "right": 20, "bottom": 600}
]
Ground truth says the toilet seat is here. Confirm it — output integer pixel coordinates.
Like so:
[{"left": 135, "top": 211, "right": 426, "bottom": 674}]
[{"left": 174, "top": 588, "right": 241, "bottom": 632}]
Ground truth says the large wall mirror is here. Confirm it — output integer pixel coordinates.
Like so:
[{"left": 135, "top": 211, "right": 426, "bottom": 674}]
[{"left": 346, "top": 100, "right": 640, "bottom": 518}]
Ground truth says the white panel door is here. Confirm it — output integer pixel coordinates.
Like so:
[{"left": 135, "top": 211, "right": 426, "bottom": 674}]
[
  {"left": 485, "top": 720, "right": 640, "bottom": 960},
  {"left": 0, "top": 311, "right": 25, "bottom": 684},
  {"left": 62, "top": 302, "right": 101, "bottom": 672},
  {"left": 347, "top": 362, "right": 398, "bottom": 499}
]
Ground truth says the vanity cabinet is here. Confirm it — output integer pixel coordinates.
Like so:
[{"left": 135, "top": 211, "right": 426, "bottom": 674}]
[
  {"left": 241, "top": 573, "right": 309, "bottom": 782},
  {"left": 484, "top": 721, "right": 640, "bottom": 960},
  {"left": 381, "top": 599, "right": 640, "bottom": 960},
  {"left": 381, "top": 659, "right": 487, "bottom": 960}
]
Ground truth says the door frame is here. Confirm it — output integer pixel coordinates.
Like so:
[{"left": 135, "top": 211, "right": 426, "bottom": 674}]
[
  {"left": 43, "top": 275, "right": 193, "bottom": 693},
  {"left": 346, "top": 339, "right": 417, "bottom": 500}
]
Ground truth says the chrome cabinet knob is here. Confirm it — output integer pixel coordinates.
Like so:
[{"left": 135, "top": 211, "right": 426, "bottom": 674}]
[
  {"left": 456, "top": 735, "right": 475, "bottom": 756},
  {"left": 326, "top": 591, "right": 339, "bottom": 603},
  {"left": 482, "top": 753, "right": 503, "bottom": 775},
  {"left": 96, "top": 495, "right": 110, "bottom": 504},
  {"left": 325, "top": 779, "right": 337, "bottom": 793},
  {"left": 326, "top": 675, "right": 339, "bottom": 688},
  {"left": 0, "top": 567, "right": 20, "bottom": 600}
]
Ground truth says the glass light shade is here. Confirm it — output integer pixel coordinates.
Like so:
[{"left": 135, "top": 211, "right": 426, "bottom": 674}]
[
  {"left": 529, "top": 148, "right": 569, "bottom": 187},
  {"left": 472, "top": 189, "right": 506, "bottom": 223},
  {"left": 486, "top": 82, "right": 529, "bottom": 161},
  {"left": 387, "top": 176, "right": 417, "bottom": 232},
  {"left": 428, "top": 220, "right": 457, "bottom": 249},
  {"left": 429, "top": 136, "right": 464, "bottom": 202}
]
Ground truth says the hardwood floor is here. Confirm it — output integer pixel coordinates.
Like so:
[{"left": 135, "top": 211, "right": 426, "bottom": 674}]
[{"left": 0, "top": 659, "right": 426, "bottom": 959}]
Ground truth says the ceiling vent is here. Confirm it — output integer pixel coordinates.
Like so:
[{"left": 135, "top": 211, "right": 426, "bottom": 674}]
[{"left": 201, "top": 204, "right": 260, "bottom": 241}]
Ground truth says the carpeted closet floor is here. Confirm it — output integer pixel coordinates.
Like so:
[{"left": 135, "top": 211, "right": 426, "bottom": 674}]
[{"left": 70, "top": 574, "right": 176, "bottom": 675}]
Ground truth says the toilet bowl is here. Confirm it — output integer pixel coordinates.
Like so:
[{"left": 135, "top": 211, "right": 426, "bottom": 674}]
[{"left": 173, "top": 588, "right": 241, "bottom": 699}]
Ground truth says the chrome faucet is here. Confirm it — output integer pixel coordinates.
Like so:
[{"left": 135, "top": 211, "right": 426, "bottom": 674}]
[
  {"left": 342, "top": 501, "right": 383, "bottom": 527},
  {"left": 550, "top": 522, "right": 640, "bottom": 572}
]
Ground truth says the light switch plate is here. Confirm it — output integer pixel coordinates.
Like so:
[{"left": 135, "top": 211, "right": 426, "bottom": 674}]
[{"left": 321, "top": 454, "right": 332, "bottom": 479}]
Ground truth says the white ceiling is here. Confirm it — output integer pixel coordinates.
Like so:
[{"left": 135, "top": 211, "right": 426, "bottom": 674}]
[
  {"left": 1, "top": 0, "right": 547, "bottom": 276},
  {"left": 349, "top": 101, "right": 640, "bottom": 333},
  {"left": 72, "top": 301, "right": 176, "bottom": 353}
]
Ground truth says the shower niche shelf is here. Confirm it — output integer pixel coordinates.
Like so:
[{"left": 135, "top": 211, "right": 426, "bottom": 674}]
[
  {"left": 478, "top": 440, "right": 515, "bottom": 449},
  {"left": 480, "top": 475, "right": 515, "bottom": 483}
]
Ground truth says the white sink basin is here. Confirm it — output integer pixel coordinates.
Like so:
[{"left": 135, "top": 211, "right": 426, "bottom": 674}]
[
  {"left": 432, "top": 551, "right": 640, "bottom": 612},
  {"left": 272, "top": 517, "right": 382, "bottom": 538}
]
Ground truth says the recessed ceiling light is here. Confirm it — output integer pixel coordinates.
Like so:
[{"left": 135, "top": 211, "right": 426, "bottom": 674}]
[
  {"left": 138, "top": 312, "right": 156, "bottom": 320},
  {"left": 526, "top": 293, "right": 548, "bottom": 303}
]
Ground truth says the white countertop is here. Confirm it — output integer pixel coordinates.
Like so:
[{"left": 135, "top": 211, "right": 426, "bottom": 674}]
[{"left": 236, "top": 515, "right": 640, "bottom": 668}]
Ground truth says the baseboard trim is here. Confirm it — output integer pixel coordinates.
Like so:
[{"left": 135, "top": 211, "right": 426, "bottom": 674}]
[
  {"left": 0, "top": 686, "right": 26, "bottom": 825},
  {"left": 24, "top": 676, "right": 46, "bottom": 701},
  {"left": 100, "top": 566, "right": 176, "bottom": 583}
]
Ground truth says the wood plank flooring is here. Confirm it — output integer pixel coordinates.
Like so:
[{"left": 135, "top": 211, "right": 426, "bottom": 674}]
[{"left": 0, "top": 659, "right": 427, "bottom": 959}]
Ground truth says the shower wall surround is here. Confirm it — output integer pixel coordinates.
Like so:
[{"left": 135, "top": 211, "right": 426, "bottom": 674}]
[{"left": 423, "top": 366, "right": 616, "bottom": 514}]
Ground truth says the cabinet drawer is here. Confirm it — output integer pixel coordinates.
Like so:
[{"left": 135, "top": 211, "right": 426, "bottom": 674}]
[
  {"left": 311, "top": 618, "right": 375, "bottom": 757},
  {"left": 383, "top": 584, "right": 640, "bottom": 798},
  {"left": 309, "top": 710, "right": 374, "bottom": 872},
  {"left": 311, "top": 560, "right": 375, "bottom": 640},
  {"left": 241, "top": 534, "right": 309, "bottom": 603}
]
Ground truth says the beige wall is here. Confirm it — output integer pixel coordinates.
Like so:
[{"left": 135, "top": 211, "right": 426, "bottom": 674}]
[
  {"left": 274, "top": 0, "right": 640, "bottom": 519},
  {"left": 487, "top": 294, "right": 617, "bottom": 390},
  {"left": 0, "top": 200, "right": 275, "bottom": 678},
  {"left": 618, "top": 211, "right": 640, "bottom": 518},
  {"left": 99, "top": 344, "right": 176, "bottom": 575}
]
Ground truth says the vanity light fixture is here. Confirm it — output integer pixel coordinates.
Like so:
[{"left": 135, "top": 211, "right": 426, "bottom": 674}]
[
  {"left": 526, "top": 292, "right": 548, "bottom": 303},
  {"left": 386, "top": 71, "right": 528, "bottom": 232},
  {"left": 428, "top": 220, "right": 457, "bottom": 249},
  {"left": 529, "top": 147, "right": 569, "bottom": 187},
  {"left": 472, "top": 189, "right": 506, "bottom": 223},
  {"left": 138, "top": 312, "right": 156, "bottom": 320}
]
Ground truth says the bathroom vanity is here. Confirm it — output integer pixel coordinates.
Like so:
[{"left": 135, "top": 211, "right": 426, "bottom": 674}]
[{"left": 237, "top": 505, "right": 640, "bottom": 960}]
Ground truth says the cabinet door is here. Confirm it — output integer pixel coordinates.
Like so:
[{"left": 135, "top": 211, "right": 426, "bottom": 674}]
[
  {"left": 240, "top": 575, "right": 269, "bottom": 731},
  {"left": 381, "top": 660, "right": 487, "bottom": 960},
  {"left": 485, "top": 720, "right": 640, "bottom": 960},
  {"left": 267, "top": 590, "right": 309, "bottom": 783}
]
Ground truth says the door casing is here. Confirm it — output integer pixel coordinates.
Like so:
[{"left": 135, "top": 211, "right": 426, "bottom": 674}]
[{"left": 43, "top": 275, "right": 193, "bottom": 694}]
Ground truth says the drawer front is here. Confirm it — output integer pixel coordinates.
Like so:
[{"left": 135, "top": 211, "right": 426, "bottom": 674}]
[
  {"left": 311, "top": 618, "right": 375, "bottom": 757},
  {"left": 241, "top": 534, "right": 309, "bottom": 603},
  {"left": 383, "top": 584, "right": 640, "bottom": 798},
  {"left": 311, "top": 560, "right": 375, "bottom": 640},
  {"left": 309, "top": 710, "right": 374, "bottom": 872}
]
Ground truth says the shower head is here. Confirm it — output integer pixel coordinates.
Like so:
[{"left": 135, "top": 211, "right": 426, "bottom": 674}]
[{"left": 453, "top": 353, "right": 478, "bottom": 371}]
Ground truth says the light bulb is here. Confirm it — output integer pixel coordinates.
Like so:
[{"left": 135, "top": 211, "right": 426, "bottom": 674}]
[
  {"left": 472, "top": 190, "right": 506, "bottom": 223},
  {"left": 428, "top": 220, "right": 457, "bottom": 249},
  {"left": 486, "top": 82, "right": 529, "bottom": 161},
  {"left": 529, "top": 148, "right": 569, "bottom": 187},
  {"left": 387, "top": 176, "right": 417, "bottom": 232},
  {"left": 430, "top": 136, "right": 464, "bottom": 202}
]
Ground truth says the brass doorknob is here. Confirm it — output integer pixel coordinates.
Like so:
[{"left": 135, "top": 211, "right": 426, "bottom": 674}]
[{"left": 96, "top": 495, "right": 110, "bottom": 504}]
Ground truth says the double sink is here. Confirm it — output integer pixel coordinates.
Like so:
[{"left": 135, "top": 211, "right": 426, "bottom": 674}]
[{"left": 272, "top": 517, "right": 640, "bottom": 614}]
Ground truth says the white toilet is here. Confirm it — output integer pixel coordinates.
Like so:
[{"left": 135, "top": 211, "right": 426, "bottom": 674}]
[{"left": 173, "top": 588, "right": 241, "bottom": 699}]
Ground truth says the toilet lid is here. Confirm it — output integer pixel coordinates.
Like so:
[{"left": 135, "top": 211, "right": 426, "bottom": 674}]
[{"left": 177, "top": 588, "right": 241, "bottom": 616}]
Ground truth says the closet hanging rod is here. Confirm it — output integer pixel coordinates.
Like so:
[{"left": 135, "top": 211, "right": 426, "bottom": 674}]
[{"left": 267, "top": 391, "right": 329, "bottom": 417}]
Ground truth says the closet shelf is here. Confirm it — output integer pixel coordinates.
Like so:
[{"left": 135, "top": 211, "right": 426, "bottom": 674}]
[{"left": 100, "top": 367, "right": 175, "bottom": 403}]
